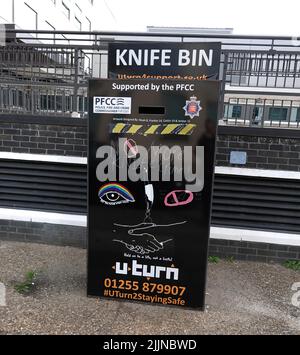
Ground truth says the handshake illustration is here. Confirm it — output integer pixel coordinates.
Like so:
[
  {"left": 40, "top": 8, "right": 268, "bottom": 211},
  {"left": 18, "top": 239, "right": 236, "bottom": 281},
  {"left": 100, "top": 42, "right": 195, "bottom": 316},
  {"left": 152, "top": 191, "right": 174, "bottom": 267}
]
[{"left": 113, "top": 221, "right": 186, "bottom": 255}]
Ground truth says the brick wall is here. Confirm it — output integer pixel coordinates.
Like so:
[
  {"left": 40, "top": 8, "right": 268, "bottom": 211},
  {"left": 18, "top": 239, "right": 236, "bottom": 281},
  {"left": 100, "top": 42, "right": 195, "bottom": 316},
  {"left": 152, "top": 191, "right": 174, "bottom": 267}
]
[
  {"left": 0, "top": 219, "right": 86, "bottom": 248},
  {"left": 209, "top": 238, "right": 300, "bottom": 264},
  {"left": 0, "top": 122, "right": 87, "bottom": 157},
  {"left": 215, "top": 128, "right": 300, "bottom": 171},
  {"left": 1, "top": 120, "right": 300, "bottom": 173},
  {"left": 0, "top": 219, "right": 299, "bottom": 263}
]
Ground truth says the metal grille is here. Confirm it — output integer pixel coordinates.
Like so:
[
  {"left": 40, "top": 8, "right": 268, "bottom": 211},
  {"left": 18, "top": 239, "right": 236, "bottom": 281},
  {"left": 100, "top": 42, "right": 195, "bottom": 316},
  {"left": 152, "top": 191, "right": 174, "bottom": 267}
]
[
  {"left": 0, "top": 160, "right": 87, "bottom": 213},
  {"left": 212, "top": 174, "right": 300, "bottom": 233},
  {"left": 0, "top": 159, "right": 299, "bottom": 234}
]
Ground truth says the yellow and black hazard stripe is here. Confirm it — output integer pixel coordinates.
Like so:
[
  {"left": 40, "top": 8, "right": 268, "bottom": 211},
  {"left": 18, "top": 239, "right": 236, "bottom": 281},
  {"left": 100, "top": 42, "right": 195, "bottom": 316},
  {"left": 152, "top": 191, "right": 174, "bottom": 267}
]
[{"left": 110, "top": 123, "right": 196, "bottom": 136}]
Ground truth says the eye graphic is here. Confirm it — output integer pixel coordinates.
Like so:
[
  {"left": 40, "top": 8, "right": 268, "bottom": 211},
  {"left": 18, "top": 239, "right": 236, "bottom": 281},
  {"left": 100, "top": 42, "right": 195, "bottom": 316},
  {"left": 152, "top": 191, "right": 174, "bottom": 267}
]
[{"left": 98, "top": 183, "right": 135, "bottom": 206}]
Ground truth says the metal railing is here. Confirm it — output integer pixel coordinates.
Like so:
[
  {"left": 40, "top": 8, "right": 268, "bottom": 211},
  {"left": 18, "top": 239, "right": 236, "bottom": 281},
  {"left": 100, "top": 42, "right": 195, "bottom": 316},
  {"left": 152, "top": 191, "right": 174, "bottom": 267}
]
[
  {"left": 224, "top": 51, "right": 300, "bottom": 88},
  {"left": 1, "top": 28, "right": 300, "bottom": 127},
  {"left": 221, "top": 97, "right": 300, "bottom": 128}
]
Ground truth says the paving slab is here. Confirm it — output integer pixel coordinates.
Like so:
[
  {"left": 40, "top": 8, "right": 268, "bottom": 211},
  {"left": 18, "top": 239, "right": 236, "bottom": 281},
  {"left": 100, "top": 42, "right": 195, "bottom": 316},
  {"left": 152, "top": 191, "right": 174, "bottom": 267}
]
[{"left": 0, "top": 241, "right": 299, "bottom": 335}]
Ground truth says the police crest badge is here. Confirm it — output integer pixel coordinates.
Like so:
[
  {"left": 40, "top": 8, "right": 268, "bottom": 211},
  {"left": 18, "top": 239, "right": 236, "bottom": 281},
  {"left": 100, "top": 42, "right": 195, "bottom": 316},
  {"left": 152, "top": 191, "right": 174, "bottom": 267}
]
[{"left": 183, "top": 96, "right": 202, "bottom": 119}]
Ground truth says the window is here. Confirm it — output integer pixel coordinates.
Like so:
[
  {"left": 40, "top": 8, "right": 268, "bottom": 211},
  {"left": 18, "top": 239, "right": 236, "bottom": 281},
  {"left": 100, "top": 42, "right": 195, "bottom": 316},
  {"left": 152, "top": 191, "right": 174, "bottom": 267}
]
[
  {"left": 24, "top": 3, "right": 38, "bottom": 30},
  {"left": 86, "top": 17, "right": 92, "bottom": 32},
  {"left": 232, "top": 105, "right": 242, "bottom": 118},
  {"left": 45, "top": 21, "right": 55, "bottom": 30},
  {"left": 252, "top": 106, "right": 264, "bottom": 124},
  {"left": 75, "top": 3, "right": 82, "bottom": 12},
  {"left": 224, "top": 104, "right": 242, "bottom": 120},
  {"left": 75, "top": 17, "right": 82, "bottom": 31},
  {"left": 225, "top": 104, "right": 242, "bottom": 119},
  {"left": 269, "top": 107, "right": 288, "bottom": 121},
  {"left": 12, "top": 0, "right": 15, "bottom": 22},
  {"left": 45, "top": 21, "right": 56, "bottom": 43},
  {"left": 62, "top": 2, "right": 70, "bottom": 19},
  {"left": 296, "top": 108, "right": 300, "bottom": 122}
]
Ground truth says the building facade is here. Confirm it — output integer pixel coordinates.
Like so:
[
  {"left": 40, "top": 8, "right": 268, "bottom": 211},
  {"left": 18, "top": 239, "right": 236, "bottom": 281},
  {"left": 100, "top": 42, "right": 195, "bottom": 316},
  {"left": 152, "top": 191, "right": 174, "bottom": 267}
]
[
  {"left": 0, "top": 0, "right": 115, "bottom": 32},
  {"left": 0, "top": 28, "right": 299, "bottom": 263}
]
